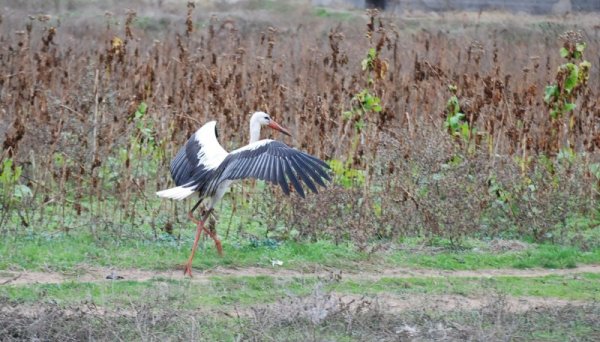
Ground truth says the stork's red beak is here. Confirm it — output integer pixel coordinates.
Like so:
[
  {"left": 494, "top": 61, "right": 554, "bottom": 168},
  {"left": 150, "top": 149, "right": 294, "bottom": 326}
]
[{"left": 267, "top": 120, "right": 291, "bottom": 136}]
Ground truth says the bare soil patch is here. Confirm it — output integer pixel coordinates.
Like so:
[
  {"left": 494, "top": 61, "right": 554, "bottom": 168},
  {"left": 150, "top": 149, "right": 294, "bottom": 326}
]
[
  {"left": 1, "top": 264, "right": 599, "bottom": 285},
  {"left": 341, "top": 293, "right": 590, "bottom": 313},
  {"left": 1, "top": 292, "right": 590, "bottom": 320}
]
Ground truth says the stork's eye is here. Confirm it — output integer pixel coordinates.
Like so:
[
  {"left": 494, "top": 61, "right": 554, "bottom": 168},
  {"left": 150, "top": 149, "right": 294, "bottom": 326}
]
[{"left": 264, "top": 116, "right": 270, "bottom": 121}]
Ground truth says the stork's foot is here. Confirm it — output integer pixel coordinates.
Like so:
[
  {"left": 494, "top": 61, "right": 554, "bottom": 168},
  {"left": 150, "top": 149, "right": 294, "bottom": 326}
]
[{"left": 183, "top": 261, "right": 194, "bottom": 277}]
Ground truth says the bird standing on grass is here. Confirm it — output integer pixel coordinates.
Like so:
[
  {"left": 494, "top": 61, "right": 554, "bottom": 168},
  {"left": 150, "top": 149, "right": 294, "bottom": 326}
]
[{"left": 157, "top": 111, "right": 330, "bottom": 276}]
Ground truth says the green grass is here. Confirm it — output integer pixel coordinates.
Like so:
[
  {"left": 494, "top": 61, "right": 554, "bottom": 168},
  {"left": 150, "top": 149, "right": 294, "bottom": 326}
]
[
  {"left": 2, "top": 273, "right": 598, "bottom": 308},
  {"left": 334, "top": 273, "right": 600, "bottom": 301},
  {"left": 312, "top": 7, "right": 355, "bottom": 21},
  {"left": 0, "top": 233, "right": 366, "bottom": 271},
  {"left": 243, "top": 0, "right": 296, "bottom": 13},
  {"left": 0, "top": 276, "right": 315, "bottom": 308},
  {"left": 389, "top": 244, "right": 600, "bottom": 270},
  {"left": 1, "top": 232, "right": 599, "bottom": 272}
]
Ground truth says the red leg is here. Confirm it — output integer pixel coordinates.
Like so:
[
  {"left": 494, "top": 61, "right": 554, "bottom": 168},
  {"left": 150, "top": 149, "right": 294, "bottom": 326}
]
[
  {"left": 187, "top": 211, "right": 200, "bottom": 224},
  {"left": 183, "top": 209, "right": 222, "bottom": 277},
  {"left": 195, "top": 210, "right": 223, "bottom": 256},
  {"left": 183, "top": 218, "right": 204, "bottom": 277},
  {"left": 203, "top": 227, "right": 223, "bottom": 256}
]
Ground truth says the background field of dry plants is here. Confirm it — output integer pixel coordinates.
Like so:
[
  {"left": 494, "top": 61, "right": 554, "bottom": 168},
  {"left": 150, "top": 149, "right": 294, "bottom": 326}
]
[
  {"left": 2, "top": 2, "right": 600, "bottom": 341},
  {"left": 1, "top": 0, "right": 600, "bottom": 248}
]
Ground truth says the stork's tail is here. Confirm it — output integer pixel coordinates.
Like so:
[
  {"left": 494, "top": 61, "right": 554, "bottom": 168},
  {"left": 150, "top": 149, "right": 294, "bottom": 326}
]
[{"left": 156, "top": 186, "right": 195, "bottom": 200}]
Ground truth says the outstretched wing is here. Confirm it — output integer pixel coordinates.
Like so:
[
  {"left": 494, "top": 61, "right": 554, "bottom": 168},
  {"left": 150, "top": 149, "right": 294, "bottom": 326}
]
[
  {"left": 211, "top": 140, "right": 330, "bottom": 198},
  {"left": 170, "top": 121, "right": 228, "bottom": 194}
]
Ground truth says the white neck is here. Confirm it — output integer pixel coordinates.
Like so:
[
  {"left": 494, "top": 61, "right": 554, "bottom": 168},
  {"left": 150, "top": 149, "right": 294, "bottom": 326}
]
[{"left": 249, "top": 118, "right": 261, "bottom": 144}]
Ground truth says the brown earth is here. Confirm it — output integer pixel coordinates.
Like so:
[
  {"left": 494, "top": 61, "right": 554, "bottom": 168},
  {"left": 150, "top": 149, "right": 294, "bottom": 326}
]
[
  {"left": 1, "top": 265, "right": 597, "bottom": 320},
  {"left": 0, "top": 292, "right": 590, "bottom": 319},
  {"left": 1, "top": 264, "right": 599, "bottom": 285}
]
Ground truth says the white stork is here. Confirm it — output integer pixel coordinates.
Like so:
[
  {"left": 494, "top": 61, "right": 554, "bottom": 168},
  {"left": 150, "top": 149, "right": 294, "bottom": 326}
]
[{"left": 157, "top": 111, "right": 330, "bottom": 276}]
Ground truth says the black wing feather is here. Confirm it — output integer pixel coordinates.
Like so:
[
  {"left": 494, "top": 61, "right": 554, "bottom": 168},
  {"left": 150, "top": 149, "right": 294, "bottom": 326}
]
[
  {"left": 278, "top": 160, "right": 290, "bottom": 195},
  {"left": 289, "top": 156, "right": 318, "bottom": 194},
  {"left": 169, "top": 125, "right": 224, "bottom": 196},
  {"left": 284, "top": 158, "right": 305, "bottom": 198},
  {"left": 170, "top": 136, "right": 201, "bottom": 186},
  {"left": 293, "top": 154, "right": 327, "bottom": 187},
  {"left": 290, "top": 155, "right": 319, "bottom": 183},
  {"left": 302, "top": 155, "right": 332, "bottom": 182},
  {"left": 271, "top": 157, "right": 281, "bottom": 186},
  {"left": 260, "top": 155, "right": 272, "bottom": 182},
  {"left": 212, "top": 141, "right": 329, "bottom": 197},
  {"left": 230, "top": 159, "right": 245, "bottom": 179}
]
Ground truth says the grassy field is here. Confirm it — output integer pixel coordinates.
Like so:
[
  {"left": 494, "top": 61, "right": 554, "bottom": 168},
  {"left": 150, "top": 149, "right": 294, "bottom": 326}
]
[
  {"left": 1, "top": 232, "right": 600, "bottom": 272},
  {"left": 1, "top": 0, "right": 600, "bottom": 340},
  {"left": 1, "top": 230, "right": 599, "bottom": 340}
]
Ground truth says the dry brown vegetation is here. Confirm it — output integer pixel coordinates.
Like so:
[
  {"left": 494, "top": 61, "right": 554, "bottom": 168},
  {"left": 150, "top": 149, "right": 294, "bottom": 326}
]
[
  {"left": 1, "top": 289, "right": 599, "bottom": 341},
  {"left": 1, "top": 1, "right": 599, "bottom": 246}
]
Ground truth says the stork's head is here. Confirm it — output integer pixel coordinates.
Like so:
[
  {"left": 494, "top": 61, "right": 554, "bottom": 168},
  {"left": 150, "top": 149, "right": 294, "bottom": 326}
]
[{"left": 250, "top": 111, "right": 291, "bottom": 136}]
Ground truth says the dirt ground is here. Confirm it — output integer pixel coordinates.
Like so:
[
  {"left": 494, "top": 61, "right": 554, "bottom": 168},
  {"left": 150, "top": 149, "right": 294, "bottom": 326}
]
[
  {"left": 2, "top": 264, "right": 599, "bottom": 285},
  {"left": 1, "top": 264, "right": 598, "bottom": 317}
]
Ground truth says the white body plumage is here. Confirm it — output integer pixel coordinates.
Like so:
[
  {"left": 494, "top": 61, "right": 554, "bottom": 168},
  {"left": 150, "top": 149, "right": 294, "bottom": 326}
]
[{"left": 157, "top": 111, "right": 330, "bottom": 211}]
